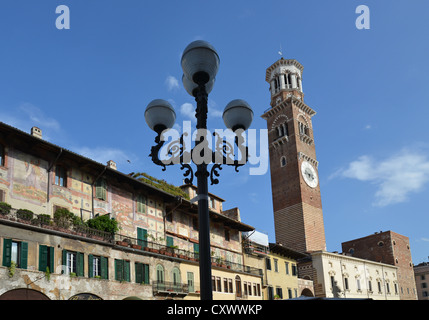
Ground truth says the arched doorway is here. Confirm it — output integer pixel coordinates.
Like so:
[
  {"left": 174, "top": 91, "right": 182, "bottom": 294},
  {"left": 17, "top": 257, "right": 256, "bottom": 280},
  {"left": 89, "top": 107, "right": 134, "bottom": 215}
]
[
  {"left": 123, "top": 296, "right": 142, "bottom": 300},
  {"left": 235, "top": 276, "right": 242, "bottom": 298},
  {"left": 0, "top": 288, "right": 50, "bottom": 300},
  {"left": 69, "top": 293, "right": 103, "bottom": 300},
  {"left": 300, "top": 288, "right": 314, "bottom": 297}
]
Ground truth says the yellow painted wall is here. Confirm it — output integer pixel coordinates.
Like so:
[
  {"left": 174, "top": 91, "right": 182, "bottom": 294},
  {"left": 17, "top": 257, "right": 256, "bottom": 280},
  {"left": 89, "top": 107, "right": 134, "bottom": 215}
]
[
  {"left": 180, "top": 262, "right": 263, "bottom": 300},
  {"left": 264, "top": 252, "right": 299, "bottom": 299}
]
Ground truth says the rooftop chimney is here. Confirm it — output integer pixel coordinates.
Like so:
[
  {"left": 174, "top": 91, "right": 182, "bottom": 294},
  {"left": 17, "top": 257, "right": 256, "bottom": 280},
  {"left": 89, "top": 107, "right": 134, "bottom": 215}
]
[
  {"left": 31, "top": 127, "right": 42, "bottom": 139},
  {"left": 107, "top": 160, "right": 117, "bottom": 170}
]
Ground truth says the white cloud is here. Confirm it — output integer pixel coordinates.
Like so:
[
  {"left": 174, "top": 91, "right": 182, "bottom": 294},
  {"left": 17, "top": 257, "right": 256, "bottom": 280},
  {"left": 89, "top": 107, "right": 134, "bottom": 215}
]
[
  {"left": 180, "top": 102, "right": 196, "bottom": 121},
  {"left": 19, "top": 103, "right": 60, "bottom": 131},
  {"left": 0, "top": 103, "right": 61, "bottom": 141},
  {"left": 334, "top": 149, "right": 429, "bottom": 207},
  {"left": 177, "top": 99, "right": 222, "bottom": 123},
  {"left": 165, "top": 75, "right": 179, "bottom": 91},
  {"left": 208, "top": 99, "right": 222, "bottom": 118},
  {"left": 421, "top": 238, "right": 429, "bottom": 242}
]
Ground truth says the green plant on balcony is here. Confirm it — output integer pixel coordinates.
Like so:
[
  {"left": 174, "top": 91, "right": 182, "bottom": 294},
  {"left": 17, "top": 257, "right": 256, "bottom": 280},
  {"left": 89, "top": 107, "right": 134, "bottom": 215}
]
[
  {"left": 17, "top": 209, "right": 34, "bottom": 221},
  {"left": 54, "top": 208, "right": 74, "bottom": 228},
  {"left": 38, "top": 214, "right": 52, "bottom": 225},
  {"left": 86, "top": 214, "right": 119, "bottom": 233},
  {"left": 53, "top": 208, "right": 86, "bottom": 229},
  {"left": 0, "top": 202, "right": 11, "bottom": 215}
]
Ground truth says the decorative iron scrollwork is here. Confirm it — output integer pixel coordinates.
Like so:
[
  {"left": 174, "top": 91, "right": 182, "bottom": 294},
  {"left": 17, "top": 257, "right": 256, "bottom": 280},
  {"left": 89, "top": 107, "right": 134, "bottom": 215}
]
[
  {"left": 180, "top": 163, "right": 194, "bottom": 185},
  {"left": 149, "top": 129, "right": 249, "bottom": 186}
]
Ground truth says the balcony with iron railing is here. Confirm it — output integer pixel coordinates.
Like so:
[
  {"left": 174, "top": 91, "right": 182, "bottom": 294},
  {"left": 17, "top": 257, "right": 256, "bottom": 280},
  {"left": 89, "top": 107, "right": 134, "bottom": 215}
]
[
  {"left": 0, "top": 207, "right": 114, "bottom": 243},
  {"left": 0, "top": 205, "right": 263, "bottom": 277},
  {"left": 152, "top": 281, "right": 189, "bottom": 298},
  {"left": 114, "top": 233, "right": 263, "bottom": 277}
]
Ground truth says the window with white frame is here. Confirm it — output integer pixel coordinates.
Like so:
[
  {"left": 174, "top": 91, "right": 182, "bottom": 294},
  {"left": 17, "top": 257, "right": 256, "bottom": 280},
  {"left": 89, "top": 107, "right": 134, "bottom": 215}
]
[
  {"left": 55, "top": 166, "right": 67, "bottom": 187},
  {"left": 356, "top": 278, "right": 361, "bottom": 291},
  {"left": 92, "top": 256, "right": 101, "bottom": 277},
  {"left": 67, "top": 251, "right": 77, "bottom": 274}
]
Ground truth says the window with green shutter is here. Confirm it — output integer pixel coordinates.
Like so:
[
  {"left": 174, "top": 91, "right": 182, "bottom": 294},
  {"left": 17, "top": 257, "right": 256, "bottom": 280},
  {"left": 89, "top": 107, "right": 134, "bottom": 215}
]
[
  {"left": 2, "top": 239, "right": 28, "bottom": 269},
  {"left": 135, "top": 262, "right": 143, "bottom": 284},
  {"left": 20, "top": 242, "right": 28, "bottom": 269},
  {"left": 115, "top": 259, "right": 130, "bottom": 282},
  {"left": 63, "top": 249, "right": 83, "bottom": 276},
  {"left": 193, "top": 243, "right": 199, "bottom": 260},
  {"left": 89, "top": 254, "right": 108, "bottom": 279},
  {"left": 187, "top": 272, "right": 194, "bottom": 293},
  {"left": 166, "top": 236, "right": 174, "bottom": 248},
  {"left": 76, "top": 252, "right": 84, "bottom": 277},
  {"left": 124, "top": 260, "right": 130, "bottom": 282},
  {"left": 137, "top": 228, "right": 147, "bottom": 248},
  {"left": 115, "top": 259, "right": 123, "bottom": 281},
  {"left": 135, "top": 262, "right": 150, "bottom": 284},
  {"left": 172, "top": 267, "right": 181, "bottom": 287},
  {"left": 101, "top": 256, "right": 108, "bottom": 279},
  {"left": 2, "top": 238, "right": 12, "bottom": 267},
  {"left": 95, "top": 179, "right": 107, "bottom": 201},
  {"left": 88, "top": 254, "right": 94, "bottom": 277},
  {"left": 136, "top": 194, "right": 146, "bottom": 213},
  {"left": 39, "top": 245, "right": 54, "bottom": 273},
  {"left": 144, "top": 264, "right": 149, "bottom": 284}
]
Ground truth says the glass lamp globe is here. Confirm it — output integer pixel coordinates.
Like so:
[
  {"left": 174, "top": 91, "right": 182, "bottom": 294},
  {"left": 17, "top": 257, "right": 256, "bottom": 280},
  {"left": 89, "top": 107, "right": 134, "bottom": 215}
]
[
  {"left": 181, "top": 40, "right": 220, "bottom": 85},
  {"left": 223, "top": 99, "right": 253, "bottom": 131},
  {"left": 182, "top": 74, "right": 215, "bottom": 97},
  {"left": 145, "top": 99, "right": 176, "bottom": 133}
]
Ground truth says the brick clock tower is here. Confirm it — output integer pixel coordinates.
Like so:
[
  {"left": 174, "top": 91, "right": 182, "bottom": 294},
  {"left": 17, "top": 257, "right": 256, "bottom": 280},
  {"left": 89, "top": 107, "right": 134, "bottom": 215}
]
[{"left": 262, "top": 58, "right": 326, "bottom": 254}]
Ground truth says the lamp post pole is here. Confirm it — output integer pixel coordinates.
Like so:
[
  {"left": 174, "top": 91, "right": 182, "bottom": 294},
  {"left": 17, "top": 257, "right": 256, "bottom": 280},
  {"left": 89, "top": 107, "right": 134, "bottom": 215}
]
[
  {"left": 144, "top": 40, "right": 253, "bottom": 301},
  {"left": 194, "top": 82, "right": 212, "bottom": 300}
]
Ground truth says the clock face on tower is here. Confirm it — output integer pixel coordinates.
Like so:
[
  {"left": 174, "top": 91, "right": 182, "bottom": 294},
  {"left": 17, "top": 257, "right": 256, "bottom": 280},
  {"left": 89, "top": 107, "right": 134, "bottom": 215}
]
[{"left": 301, "top": 161, "right": 318, "bottom": 188}]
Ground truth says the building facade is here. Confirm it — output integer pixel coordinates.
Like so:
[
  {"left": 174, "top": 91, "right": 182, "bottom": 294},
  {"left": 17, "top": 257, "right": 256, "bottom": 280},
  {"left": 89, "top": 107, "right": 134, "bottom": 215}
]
[
  {"left": 341, "top": 231, "right": 418, "bottom": 300},
  {"left": 0, "top": 122, "right": 263, "bottom": 300},
  {"left": 261, "top": 58, "right": 326, "bottom": 254},
  {"left": 309, "top": 251, "right": 400, "bottom": 300},
  {"left": 241, "top": 230, "right": 313, "bottom": 299},
  {"left": 264, "top": 243, "right": 309, "bottom": 299},
  {"left": 414, "top": 262, "right": 429, "bottom": 300}
]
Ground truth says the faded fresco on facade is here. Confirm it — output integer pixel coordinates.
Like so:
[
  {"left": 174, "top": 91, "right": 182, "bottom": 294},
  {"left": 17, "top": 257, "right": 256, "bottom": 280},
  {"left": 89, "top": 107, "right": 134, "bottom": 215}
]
[
  {"left": 51, "top": 168, "right": 92, "bottom": 216},
  {"left": 11, "top": 149, "right": 48, "bottom": 204},
  {"left": 111, "top": 186, "right": 134, "bottom": 235}
]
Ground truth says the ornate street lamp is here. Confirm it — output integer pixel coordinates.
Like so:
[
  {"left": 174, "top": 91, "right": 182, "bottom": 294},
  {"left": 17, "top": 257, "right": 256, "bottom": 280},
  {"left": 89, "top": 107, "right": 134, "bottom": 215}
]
[{"left": 144, "top": 40, "right": 253, "bottom": 300}]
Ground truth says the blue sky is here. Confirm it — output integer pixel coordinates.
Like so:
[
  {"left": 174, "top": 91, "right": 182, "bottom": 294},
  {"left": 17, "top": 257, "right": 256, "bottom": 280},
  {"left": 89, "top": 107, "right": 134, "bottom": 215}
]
[{"left": 1, "top": 1, "right": 429, "bottom": 264}]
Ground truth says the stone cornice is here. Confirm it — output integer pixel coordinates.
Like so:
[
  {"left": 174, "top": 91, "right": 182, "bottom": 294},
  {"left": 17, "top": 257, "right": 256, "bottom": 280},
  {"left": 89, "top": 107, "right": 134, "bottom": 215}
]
[
  {"left": 298, "top": 152, "right": 318, "bottom": 168},
  {"left": 270, "top": 135, "right": 289, "bottom": 150},
  {"left": 261, "top": 95, "right": 316, "bottom": 120},
  {"left": 266, "top": 58, "right": 304, "bottom": 82}
]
